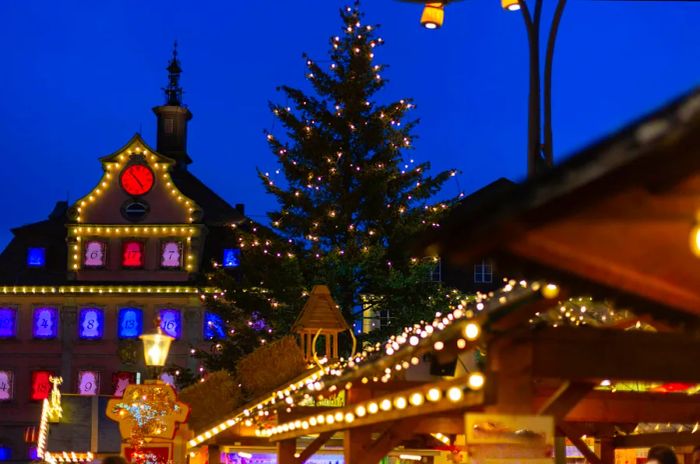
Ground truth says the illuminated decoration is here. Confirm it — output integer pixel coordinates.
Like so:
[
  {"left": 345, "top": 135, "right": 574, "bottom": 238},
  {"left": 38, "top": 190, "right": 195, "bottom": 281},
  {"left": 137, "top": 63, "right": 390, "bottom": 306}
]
[
  {"left": 33, "top": 307, "right": 58, "bottom": 339},
  {"left": 124, "top": 446, "right": 170, "bottom": 464},
  {"left": 203, "top": 312, "right": 226, "bottom": 340},
  {"left": 501, "top": 0, "right": 521, "bottom": 11},
  {"left": 78, "top": 371, "right": 99, "bottom": 396},
  {"left": 0, "top": 370, "right": 13, "bottom": 401},
  {"left": 31, "top": 371, "right": 53, "bottom": 401},
  {"left": 0, "top": 285, "right": 218, "bottom": 295},
  {"left": 83, "top": 240, "right": 106, "bottom": 267},
  {"left": 222, "top": 248, "right": 241, "bottom": 268},
  {"left": 112, "top": 372, "right": 136, "bottom": 397},
  {"left": 119, "top": 308, "right": 144, "bottom": 339},
  {"left": 160, "top": 240, "right": 182, "bottom": 268},
  {"left": 122, "top": 240, "right": 144, "bottom": 268},
  {"left": 120, "top": 164, "right": 155, "bottom": 196},
  {"left": 78, "top": 308, "right": 104, "bottom": 339},
  {"left": 159, "top": 372, "right": 176, "bottom": 388},
  {"left": 47, "top": 376, "right": 63, "bottom": 422},
  {"left": 106, "top": 382, "right": 190, "bottom": 445},
  {"left": 73, "top": 139, "right": 201, "bottom": 226},
  {"left": 159, "top": 309, "right": 181, "bottom": 339},
  {"left": 690, "top": 223, "right": 700, "bottom": 257},
  {"left": 67, "top": 225, "right": 202, "bottom": 272},
  {"left": 27, "top": 446, "right": 38, "bottom": 461},
  {"left": 43, "top": 452, "right": 94, "bottom": 464},
  {"left": 0, "top": 308, "right": 17, "bottom": 338},
  {"left": 0, "top": 445, "right": 10, "bottom": 461},
  {"left": 27, "top": 247, "right": 46, "bottom": 267},
  {"left": 420, "top": 3, "right": 444, "bottom": 29}
]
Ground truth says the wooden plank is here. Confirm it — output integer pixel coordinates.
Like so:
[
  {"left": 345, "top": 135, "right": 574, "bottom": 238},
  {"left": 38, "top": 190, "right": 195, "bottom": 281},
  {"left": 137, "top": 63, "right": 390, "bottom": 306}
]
[
  {"left": 537, "top": 381, "right": 595, "bottom": 419},
  {"left": 527, "top": 327, "right": 700, "bottom": 383}
]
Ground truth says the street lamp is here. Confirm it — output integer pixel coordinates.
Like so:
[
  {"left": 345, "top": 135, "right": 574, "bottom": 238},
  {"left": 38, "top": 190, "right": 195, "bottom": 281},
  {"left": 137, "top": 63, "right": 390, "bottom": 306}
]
[
  {"left": 420, "top": 3, "right": 445, "bottom": 28},
  {"left": 139, "top": 319, "right": 173, "bottom": 375}
]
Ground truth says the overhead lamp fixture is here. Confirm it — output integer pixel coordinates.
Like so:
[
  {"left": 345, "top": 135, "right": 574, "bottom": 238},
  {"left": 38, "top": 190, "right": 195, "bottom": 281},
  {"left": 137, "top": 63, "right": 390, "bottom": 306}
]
[
  {"left": 501, "top": 0, "right": 521, "bottom": 11},
  {"left": 140, "top": 319, "right": 174, "bottom": 369},
  {"left": 421, "top": 3, "right": 445, "bottom": 29}
]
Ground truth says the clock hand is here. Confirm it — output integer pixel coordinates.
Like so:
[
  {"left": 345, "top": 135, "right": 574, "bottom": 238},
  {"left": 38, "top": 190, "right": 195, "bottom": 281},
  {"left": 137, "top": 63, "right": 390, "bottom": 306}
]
[{"left": 129, "top": 171, "right": 144, "bottom": 188}]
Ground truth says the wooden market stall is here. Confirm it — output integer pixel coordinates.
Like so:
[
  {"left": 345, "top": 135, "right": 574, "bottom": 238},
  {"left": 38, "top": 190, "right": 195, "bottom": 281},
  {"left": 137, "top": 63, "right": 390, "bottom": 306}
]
[{"left": 190, "top": 89, "right": 700, "bottom": 464}]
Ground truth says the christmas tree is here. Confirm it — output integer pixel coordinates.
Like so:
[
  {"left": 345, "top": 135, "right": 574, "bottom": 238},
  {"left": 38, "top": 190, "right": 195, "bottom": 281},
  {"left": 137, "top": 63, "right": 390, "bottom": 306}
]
[
  {"left": 260, "top": 2, "right": 463, "bottom": 340},
  {"left": 194, "top": 2, "right": 466, "bottom": 377}
]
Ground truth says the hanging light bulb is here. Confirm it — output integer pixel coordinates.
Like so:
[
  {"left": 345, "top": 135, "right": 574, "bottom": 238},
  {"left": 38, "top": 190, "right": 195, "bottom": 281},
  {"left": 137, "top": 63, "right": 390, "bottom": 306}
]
[
  {"left": 501, "top": 0, "right": 521, "bottom": 11},
  {"left": 421, "top": 3, "right": 445, "bottom": 29}
]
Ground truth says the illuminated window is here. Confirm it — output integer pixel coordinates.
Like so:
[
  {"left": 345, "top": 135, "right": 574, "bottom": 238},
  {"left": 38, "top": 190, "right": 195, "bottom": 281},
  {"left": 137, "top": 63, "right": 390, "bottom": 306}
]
[
  {"left": 474, "top": 260, "right": 493, "bottom": 284},
  {"left": 83, "top": 240, "right": 107, "bottom": 267},
  {"left": 159, "top": 371, "right": 176, "bottom": 387},
  {"left": 0, "top": 308, "right": 17, "bottom": 338},
  {"left": 118, "top": 308, "right": 143, "bottom": 339},
  {"left": 112, "top": 372, "right": 136, "bottom": 397},
  {"left": 77, "top": 370, "right": 99, "bottom": 396},
  {"left": 33, "top": 307, "right": 58, "bottom": 339},
  {"left": 31, "top": 371, "right": 53, "bottom": 401},
  {"left": 122, "top": 240, "right": 144, "bottom": 268},
  {"left": 78, "top": 308, "right": 104, "bottom": 340},
  {"left": 222, "top": 248, "right": 241, "bottom": 268},
  {"left": 203, "top": 312, "right": 226, "bottom": 340},
  {"left": 0, "top": 370, "right": 13, "bottom": 401},
  {"left": 27, "top": 247, "right": 46, "bottom": 268},
  {"left": 160, "top": 240, "right": 182, "bottom": 269},
  {"left": 159, "top": 309, "right": 181, "bottom": 339}
]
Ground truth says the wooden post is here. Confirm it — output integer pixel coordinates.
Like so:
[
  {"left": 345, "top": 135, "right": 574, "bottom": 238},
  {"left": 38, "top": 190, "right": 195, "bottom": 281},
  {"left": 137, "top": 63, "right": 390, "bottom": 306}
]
[
  {"left": 486, "top": 337, "right": 535, "bottom": 414},
  {"left": 333, "top": 332, "right": 339, "bottom": 359},
  {"left": 277, "top": 438, "right": 296, "bottom": 464},
  {"left": 207, "top": 445, "right": 221, "bottom": 464},
  {"left": 325, "top": 333, "right": 331, "bottom": 359}
]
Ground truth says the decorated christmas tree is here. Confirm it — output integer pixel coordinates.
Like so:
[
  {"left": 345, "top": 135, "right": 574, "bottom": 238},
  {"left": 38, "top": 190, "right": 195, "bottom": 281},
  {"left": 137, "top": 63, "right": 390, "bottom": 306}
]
[
  {"left": 260, "top": 2, "right": 464, "bottom": 338},
  {"left": 195, "top": 2, "right": 465, "bottom": 377}
]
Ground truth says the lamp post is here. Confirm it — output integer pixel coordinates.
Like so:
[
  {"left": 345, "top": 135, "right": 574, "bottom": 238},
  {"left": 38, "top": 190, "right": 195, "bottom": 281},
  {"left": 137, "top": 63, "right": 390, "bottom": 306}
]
[
  {"left": 401, "top": 0, "right": 698, "bottom": 177},
  {"left": 139, "top": 319, "right": 173, "bottom": 379}
]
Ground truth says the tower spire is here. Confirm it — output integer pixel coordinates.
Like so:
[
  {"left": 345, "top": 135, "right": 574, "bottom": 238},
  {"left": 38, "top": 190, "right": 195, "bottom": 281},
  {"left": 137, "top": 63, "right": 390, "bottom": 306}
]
[
  {"left": 153, "top": 41, "right": 193, "bottom": 167},
  {"left": 164, "top": 41, "right": 183, "bottom": 106}
]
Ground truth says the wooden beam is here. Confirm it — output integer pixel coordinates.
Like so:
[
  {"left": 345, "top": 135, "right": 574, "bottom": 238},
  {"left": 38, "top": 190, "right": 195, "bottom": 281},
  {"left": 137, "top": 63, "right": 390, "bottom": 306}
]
[
  {"left": 537, "top": 381, "right": 595, "bottom": 419},
  {"left": 360, "top": 419, "right": 421, "bottom": 464},
  {"left": 277, "top": 439, "right": 296, "bottom": 464},
  {"left": 558, "top": 422, "right": 602, "bottom": 464},
  {"left": 295, "top": 431, "right": 333, "bottom": 464},
  {"left": 525, "top": 327, "right": 700, "bottom": 383}
]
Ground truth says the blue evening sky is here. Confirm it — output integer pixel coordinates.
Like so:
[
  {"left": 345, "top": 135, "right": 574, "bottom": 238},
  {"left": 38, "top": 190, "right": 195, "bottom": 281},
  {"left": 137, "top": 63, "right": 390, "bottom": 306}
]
[{"left": 0, "top": 1, "right": 698, "bottom": 248}]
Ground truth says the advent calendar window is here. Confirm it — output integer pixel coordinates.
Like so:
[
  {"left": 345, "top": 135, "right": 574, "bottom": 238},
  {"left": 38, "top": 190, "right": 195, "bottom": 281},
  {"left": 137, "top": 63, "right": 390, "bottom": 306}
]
[
  {"left": 0, "top": 370, "right": 13, "bottom": 401},
  {"left": 78, "top": 308, "right": 104, "bottom": 340},
  {"left": 122, "top": 240, "right": 144, "bottom": 268},
  {"left": 203, "top": 312, "right": 226, "bottom": 340},
  {"left": 112, "top": 372, "right": 136, "bottom": 397},
  {"left": 0, "top": 308, "right": 17, "bottom": 338},
  {"left": 27, "top": 247, "right": 46, "bottom": 268},
  {"left": 31, "top": 371, "right": 53, "bottom": 401},
  {"left": 159, "top": 309, "right": 181, "bottom": 339},
  {"left": 160, "top": 240, "right": 182, "bottom": 269},
  {"left": 222, "top": 248, "right": 241, "bottom": 268},
  {"left": 33, "top": 307, "right": 58, "bottom": 339},
  {"left": 118, "top": 308, "right": 143, "bottom": 339},
  {"left": 77, "top": 370, "right": 100, "bottom": 396},
  {"left": 83, "top": 240, "right": 107, "bottom": 267}
]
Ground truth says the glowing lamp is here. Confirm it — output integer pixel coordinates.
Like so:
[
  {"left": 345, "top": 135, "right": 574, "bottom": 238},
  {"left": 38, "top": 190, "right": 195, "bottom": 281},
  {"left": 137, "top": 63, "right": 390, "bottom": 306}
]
[
  {"left": 501, "top": 0, "right": 521, "bottom": 11},
  {"left": 140, "top": 326, "right": 174, "bottom": 367},
  {"left": 421, "top": 3, "right": 444, "bottom": 29},
  {"left": 690, "top": 224, "right": 700, "bottom": 257}
]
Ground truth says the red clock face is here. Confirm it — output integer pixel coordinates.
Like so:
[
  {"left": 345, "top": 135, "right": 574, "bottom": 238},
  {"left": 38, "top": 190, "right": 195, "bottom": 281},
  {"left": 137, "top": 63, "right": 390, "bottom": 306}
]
[{"left": 120, "top": 164, "right": 154, "bottom": 196}]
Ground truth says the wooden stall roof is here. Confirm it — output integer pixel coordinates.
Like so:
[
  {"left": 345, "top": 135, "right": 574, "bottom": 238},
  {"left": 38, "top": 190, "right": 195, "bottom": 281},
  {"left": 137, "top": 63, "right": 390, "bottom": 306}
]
[
  {"left": 422, "top": 87, "right": 700, "bottom": 321},
  {"left": 292, "top": 285, "right": 350, "bottom": 333}
]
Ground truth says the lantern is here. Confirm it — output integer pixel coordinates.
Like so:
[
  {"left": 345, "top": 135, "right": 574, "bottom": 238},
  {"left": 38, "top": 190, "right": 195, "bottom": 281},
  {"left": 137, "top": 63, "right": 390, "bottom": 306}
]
[
  {"left": 421, "top": 3, "right": 445, "bottom": 29},
  {"left": 501, "top": 0, "right": 521, "bottom": 11},
  {"left": 140, "top": 329, "right": 173, "bottom": 368}
]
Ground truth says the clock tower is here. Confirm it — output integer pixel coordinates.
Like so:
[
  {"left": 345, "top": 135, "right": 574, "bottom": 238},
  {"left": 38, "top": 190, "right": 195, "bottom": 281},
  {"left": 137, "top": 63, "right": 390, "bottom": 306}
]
[{"left": 153, "top": 42, "right": 192, "bottom": 168}]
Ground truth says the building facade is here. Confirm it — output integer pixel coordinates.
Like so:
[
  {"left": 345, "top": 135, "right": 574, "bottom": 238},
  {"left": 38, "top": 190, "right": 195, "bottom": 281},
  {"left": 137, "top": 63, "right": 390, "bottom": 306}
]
[{"left": 0, "top": 49, "right": 243, "bottom": 462}]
